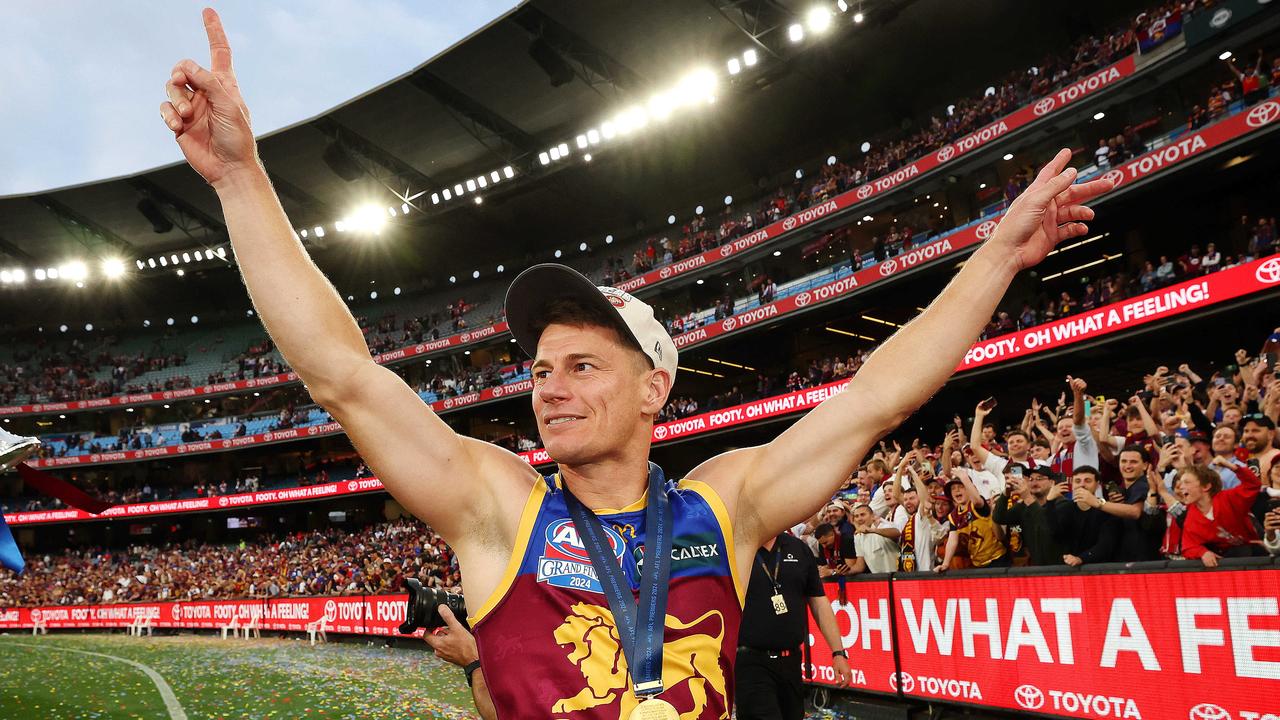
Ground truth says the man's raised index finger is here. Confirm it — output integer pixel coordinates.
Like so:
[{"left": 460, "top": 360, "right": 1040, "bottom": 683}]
[{"left": 203, "top": 7, "right": 233, "bottom": 73}]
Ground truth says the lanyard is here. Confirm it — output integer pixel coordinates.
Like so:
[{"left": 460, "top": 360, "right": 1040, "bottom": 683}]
[
  {"left": 563, "top": 462, "right": 673, "bottom": 697},
  {"left": 757, "top": 540, "right": 782, "bottom": 592}
]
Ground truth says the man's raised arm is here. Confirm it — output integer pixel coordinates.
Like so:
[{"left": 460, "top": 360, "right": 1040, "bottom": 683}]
[
  {"left": 714, "top": 150, "right": 1111, "bottom": 545},
  {"left": 159, "top": 9, "right": 530, "bottom": 539}
]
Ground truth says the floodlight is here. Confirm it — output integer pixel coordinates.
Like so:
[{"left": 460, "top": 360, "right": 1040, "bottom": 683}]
[
  {"left": 788, "top": 23, "right": 804, "bottom": 42},
  {"left": 102, "top": 258, "right": 127, "bottom": 279},
  {"left": 807, "top": 7, "right": 833, "bottom": 33},
  {"left": 727, "top": 58, "right": 741, "bottom": 75},
  {"left": 743, "top": 49, "right": 758, "bottom": 67}
]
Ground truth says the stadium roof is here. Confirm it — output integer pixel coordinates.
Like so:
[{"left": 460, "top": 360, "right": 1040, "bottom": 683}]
[{"left": 0, "top": 0, "right": 1146, "bottom": 296}]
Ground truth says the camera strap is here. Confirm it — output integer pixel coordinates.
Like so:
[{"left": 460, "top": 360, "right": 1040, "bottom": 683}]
[{"left": 563, "top": 461, "right": 673, "bottom": 697}]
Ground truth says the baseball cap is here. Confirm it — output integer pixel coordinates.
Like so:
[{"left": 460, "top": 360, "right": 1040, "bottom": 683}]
[{"left": 505, "top": 263, "right": 678, "bottom": 381}]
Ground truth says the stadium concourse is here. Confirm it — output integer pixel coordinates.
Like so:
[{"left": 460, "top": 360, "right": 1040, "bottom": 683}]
[{"left": 2, "top": 0, "right": 1280, "bottom": 718}]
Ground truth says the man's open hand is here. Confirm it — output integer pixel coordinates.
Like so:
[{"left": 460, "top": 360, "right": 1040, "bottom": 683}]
[
  {"left": 161, "top": 8, "right": 257, "bottom": 188},
  {"left": 986, "top": 149, "right": 1113, "bottom": 273}
]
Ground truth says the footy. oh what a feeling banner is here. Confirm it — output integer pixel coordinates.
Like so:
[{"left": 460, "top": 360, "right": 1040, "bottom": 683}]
[{"left": 805, "top": 569, "right": 1279, "bottom": 720}]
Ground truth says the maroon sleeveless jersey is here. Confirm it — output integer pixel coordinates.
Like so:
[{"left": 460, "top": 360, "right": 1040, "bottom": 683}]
[{"left": 469, "top": 471, "right": 744, "bottom": 719}]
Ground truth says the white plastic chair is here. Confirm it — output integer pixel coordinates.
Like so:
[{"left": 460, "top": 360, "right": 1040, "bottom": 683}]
[
  {"left": 242, "top": 614, "right": 260, "bottom": 639},
  {"left": 306, "top": 616, "right": 328, "bottom": 646},
  {"left": 220, "top": 615, "right": 241, "bottom": 639}
]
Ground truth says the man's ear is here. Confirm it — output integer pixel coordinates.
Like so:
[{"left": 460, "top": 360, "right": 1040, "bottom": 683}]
[{"left": 641, "top": 367, "right": 673, "bottom": 415}]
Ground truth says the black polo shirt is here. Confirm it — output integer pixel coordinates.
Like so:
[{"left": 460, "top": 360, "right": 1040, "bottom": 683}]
[{"left": 738, "top": 533, "right": 824, "bottom": 651}]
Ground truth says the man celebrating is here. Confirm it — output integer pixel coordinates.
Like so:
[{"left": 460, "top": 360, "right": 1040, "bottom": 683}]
[{"left": 160, "top": 9, "right": 1109, "bottom": 717}]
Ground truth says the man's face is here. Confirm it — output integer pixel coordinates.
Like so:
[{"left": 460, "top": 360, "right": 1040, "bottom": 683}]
[
  {"left": 1056, "top": 417, "right": 1074, "bottom": 441},
  {"left": 866, "top": 465, "right": 886, "bottom": 484},
  {"left": 852, "top": 506, "right": 874, "bottom": 528},
  {"left": 817, "top": 532, "right": 835, "bottom": 549},
  {"left": 1242, "top": 421, "right": 1276, "bottom": 454},
  {"left": 1027, "top": 473, "right": 1052, "bottom": 499},
  {"left": 1072, "top": 472, "right": 1099, "bottom": 495},
  {"left": 532, "top": 323, "right": 661, "bottom": 466},
  {"left": 902, "top": 489, "right": 919, "bottom": 514},
  {"left": 981, "top": 426, "right": 996, "bottom": 443},
  {"left": 1117, "top": 451, "right": 1147, "bottom": 481},
  {"left": 1007, "top": 434, "right": 1029, "bottom": 458},
  {"left": 1222, "top": 407, "right": 1242, "bottom": 428},
  {"left": 1177, "top": 472, "right": 1207, "bottom": 505},
  {"left": 1031, "top": 444, "right": 1051, "bottom": 461},
  {"left": 881, "top": 482, "right": 898, "bottom": 506},
  {"left": 1220, "top": 384, "right": 1238, "bottom": 404},
  {"left": 948, "top": 483, "right": 967, "bottom": 506},
  {"left": 823, "top": 505, "right": 846, "bottom": 525},
  {"left": 1212, "top": 426, "right": 1238, "bottom": 455}
]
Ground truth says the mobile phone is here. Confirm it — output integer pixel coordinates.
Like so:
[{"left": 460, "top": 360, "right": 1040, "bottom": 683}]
[
  {"left": 961, "top": 443, "right": 974, "bottom": 455},
  {"left": 1161, "top": 436, "right": 1176, "bottom": 447},
  {"left": 978, "top": 397, "right": 997, "bottom": 411},
  {"left": 1010, "top": 465, "right": 1023, "bottom": 478}
]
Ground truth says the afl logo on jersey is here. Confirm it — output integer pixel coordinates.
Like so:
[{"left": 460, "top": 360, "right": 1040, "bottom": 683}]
[{"left": 537, "top": 519, "right": 627, "bottom": 594}]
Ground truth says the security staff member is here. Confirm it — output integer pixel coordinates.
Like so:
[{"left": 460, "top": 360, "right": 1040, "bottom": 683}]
[{"left": 736, "top": 533, "right": 851, "bottom": 720}]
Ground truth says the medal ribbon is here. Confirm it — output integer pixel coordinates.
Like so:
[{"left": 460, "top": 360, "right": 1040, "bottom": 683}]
[{"left": 563, "top": 462, "right": 673, "bottom": 697}]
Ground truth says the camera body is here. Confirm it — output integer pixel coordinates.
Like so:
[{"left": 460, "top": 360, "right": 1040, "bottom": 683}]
[{"left": 398, "top": 578, "right": 468, "bottom": 634}]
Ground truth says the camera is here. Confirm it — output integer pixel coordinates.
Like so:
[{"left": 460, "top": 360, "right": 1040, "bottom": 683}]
[{"left": 398, "top": 578, "right": 469, "bottom": 634}]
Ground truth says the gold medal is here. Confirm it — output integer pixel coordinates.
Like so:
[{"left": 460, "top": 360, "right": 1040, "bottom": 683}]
[{"left": 629, "top": 697, "right": 679, "bottom": 720}]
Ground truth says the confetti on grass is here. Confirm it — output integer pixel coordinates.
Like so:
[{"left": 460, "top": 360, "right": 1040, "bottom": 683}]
[{"left": 0, "top": 633, "right": 474, "bottom": 719}]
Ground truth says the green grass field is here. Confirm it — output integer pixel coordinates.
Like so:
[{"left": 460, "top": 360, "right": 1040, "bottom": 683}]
[{"left": 0, "top": 632, "right": 475, "bottom": 719}]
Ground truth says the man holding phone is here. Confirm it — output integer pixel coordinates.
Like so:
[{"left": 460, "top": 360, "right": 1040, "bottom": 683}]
[{"left": 993, "top": 464, "right": 1065, "bottom": 566}]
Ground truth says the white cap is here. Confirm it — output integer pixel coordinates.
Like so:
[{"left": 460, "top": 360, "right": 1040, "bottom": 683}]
[{"left": 505, "top": 263, "right": 678, "bottom": 381}]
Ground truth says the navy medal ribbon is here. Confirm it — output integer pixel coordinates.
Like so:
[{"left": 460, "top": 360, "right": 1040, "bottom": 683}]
[{"left": 562, "top": 461, "right": 673, "bottom": 697}]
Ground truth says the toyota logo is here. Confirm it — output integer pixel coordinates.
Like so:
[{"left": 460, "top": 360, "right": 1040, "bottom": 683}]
[
  {"left": 1256, "top": 257, "right": 1280, "bottom": 284},
  {"left": 1209, "top": 8, "right": 1232, "bottom": 27},
  {"left": 1033, "top": 97, "right": 1056, "bottom": 116},
  {"left": 324, "top": 600, "right": 338, "bottom": 623},
  {"left": 936, "top": 145, "right": 956, "bottom": 163},
  {"left": 878, "top": 259, "right": 899, "bottom": 276},
  {"left": 462, "top": 332, "right": 471, "bottom": 343},
  {"left": 856, "top": 184, "right": 873, "bottom": 200},
  {"left": 163, "top": 391, "right": 173, "bottom": 400},
  {"left": 720, "top": 245, "right": 734, "bottom": 257},
  {"left": 1102, "top": 169, "right": 1125, "bottom": 189},
  {"left": 263, "top": 432, "right": 273, "bottom": 442},
  {"left": 722, "top": 317, "right": 737, "bottom": 331},
  {"left": 794, "top": 292, "right": 812, "bottom": 307},
  {"left": 1188, "top": 703, "right": 1232, "bottom": 720},
  {"left": 1246, "top": 101, "right": 1280, "bottom": 128},
  {"left": 347, "top": 481, "right": 358, "bottom": 491},
  {"left": 415, "top": 344, "right": 425, "bottom": 353},
  {"left": 887, "top": 672, "right": 914, "bottom": 693},
  {"left": 90, "top": 454, "right": 101, "bottom": 463},
  {"left": 171, "top": 604, "right": 182, "bottom": 621},
  {"left": 492, "top": 385, "right": 504, "bottom": 397},
  {"left": 307, "top": 426, "right": 318, "bottom": 435},
  {"left": 1014, "top": 685, "right": 1045, "bottom": 710},
  {"left": 652, "top": 425, "right": 668, "bottom": 440},
  {"left": 443, "top": 398, "right": 454, "bottom": 409},
  {"left": 218, "top": 496, "right": 228, "bottom": 507},
  {"left": 659, "top": 266, "right": 672, "bottom": 279},
  {"left": 976, "top": 220, "right": 999, "bottom": 240},
  {"left": 30, "top": 609, "right": 41, "bottom": 623},
  {"left": 783, "top": 217, "right": 797, "bottom": 231}
]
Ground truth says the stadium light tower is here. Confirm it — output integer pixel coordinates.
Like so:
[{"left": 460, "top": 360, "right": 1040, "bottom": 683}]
[{"left": 346, "top": 204, "right": 387, "bottom": 235}]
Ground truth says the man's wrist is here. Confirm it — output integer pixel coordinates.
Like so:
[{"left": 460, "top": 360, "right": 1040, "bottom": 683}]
[
  {"left": 464, "top": 660, "right": 482, "bottom": 687},
  {"left": 212, "top": 161, "right": 268, "bottom": 196}
]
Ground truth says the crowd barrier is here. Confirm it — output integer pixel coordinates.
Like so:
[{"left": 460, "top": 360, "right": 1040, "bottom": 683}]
[
  {"left": 3, "top": 564, "right": 1275, "bottom": 719},
  {"left": 0, "top": 593, "right": 422, "bottom": 638},
  {"left": 804, "top": 563, "right": 1280, "bottom": 720}
]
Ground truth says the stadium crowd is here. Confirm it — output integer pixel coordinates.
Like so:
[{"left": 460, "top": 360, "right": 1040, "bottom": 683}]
[
  {"left": 801, "top": 336, "right": 1280, "bottom": 576},
  {"left": 0, "top": 517, "right": 458, "bottom": 607},
  {"left": 3, "top": 330, "right": 1275, "bottom": 608},
  {"left": 0, "top": 0, "right": 1210, "bottom": 412}
]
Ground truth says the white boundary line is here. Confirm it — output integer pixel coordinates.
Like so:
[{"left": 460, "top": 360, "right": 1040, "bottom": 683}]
[{"left": 0, "top": 639, "right": 189, "bottom": 719}]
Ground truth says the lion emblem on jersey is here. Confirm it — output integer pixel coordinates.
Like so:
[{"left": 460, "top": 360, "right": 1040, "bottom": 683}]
[{"left": 551, "top": 602, "right": 728, "bottom": 719}]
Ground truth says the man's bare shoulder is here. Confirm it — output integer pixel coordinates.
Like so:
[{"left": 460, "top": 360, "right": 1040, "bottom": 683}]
[{"left": 459, "top": 435, "right": 544, "bottom": 495}]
